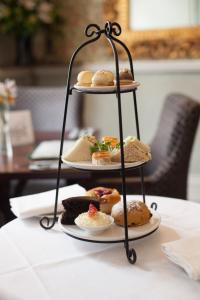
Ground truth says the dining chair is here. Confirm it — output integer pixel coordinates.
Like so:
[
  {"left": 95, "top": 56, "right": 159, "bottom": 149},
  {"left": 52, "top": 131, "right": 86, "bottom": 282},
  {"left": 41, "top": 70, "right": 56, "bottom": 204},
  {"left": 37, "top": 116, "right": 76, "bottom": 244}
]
[
  {"left": 0, "top": 209, "right": 5, "bottom": 227},
  {"left": 14, "top": 86, "right": 83, "bottom": 132},
  {"left": 89, "top": 93, "right": 200, "bottom": 200},
  {"left": 11, "top": 86, "right": 86, "bottom": 197}
]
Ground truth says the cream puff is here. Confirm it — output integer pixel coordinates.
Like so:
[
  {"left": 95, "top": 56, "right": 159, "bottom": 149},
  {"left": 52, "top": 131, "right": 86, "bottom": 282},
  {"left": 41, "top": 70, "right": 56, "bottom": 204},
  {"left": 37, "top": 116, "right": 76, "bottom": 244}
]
[
  {"left": 77, "top": 70, "right": 93, "bottom": 86},
  {"left": 92, "top": 70, "right": 114, "bottom": 86}
]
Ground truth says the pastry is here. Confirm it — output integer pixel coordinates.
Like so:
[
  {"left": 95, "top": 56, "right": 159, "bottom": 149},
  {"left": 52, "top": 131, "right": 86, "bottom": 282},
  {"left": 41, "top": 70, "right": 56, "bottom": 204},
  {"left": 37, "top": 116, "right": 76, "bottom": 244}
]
[
  {"left": 61, "top": 196, "right": 100, "bottom": 225},
  {"left": 111, "top": 136, "right": 151, "bottom": 163},
  {"left": 92, "top": 151, "right": 111, "bottom": 165},
  {"left": 85, "top": 187, "right": 120, "bottom": 214},
  {"left": 111, "top": 199, "right": 151, "bottom": 226},
  {"left": 76, "top": 70, "right": 93, "bottom": 86},
  {"left": 63, "top": 135, "right": 97, "bottom": 162},
  {"left": 92, "top": 70, "right": 114, "bottom": 86},
  {"left": 118, "top": 68, "right": 133, "bottom": 85},
  {"left": 75, "top": 203, "right": 112, "bottom": 228}
]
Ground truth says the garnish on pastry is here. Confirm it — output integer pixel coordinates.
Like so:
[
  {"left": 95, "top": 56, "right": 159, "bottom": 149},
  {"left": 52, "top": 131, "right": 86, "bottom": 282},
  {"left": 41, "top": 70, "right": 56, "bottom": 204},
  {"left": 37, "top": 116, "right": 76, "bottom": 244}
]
[
  {"left": 111, "top": 199, "right": 152, "bottom": 226},
  {"left": 102, "top": 136, "right": 119, "bottom": 148},
  {"left": 111, "top": 136, "right": 151, "bottom": 163},
  {"left": 90, "top": 136, "right": 119, "bottom": 154},
  {"left": 91, "top": 70, "right": 114, "bottom": 86},
  {"left": 76, "top": 70, "right": 93, "bottom": 87},
  {"left": 85, "top": 187, "right": 120, "bottom": 214},
  {"left": 63, "top": 135, "right": 97, "bottom": 162}
]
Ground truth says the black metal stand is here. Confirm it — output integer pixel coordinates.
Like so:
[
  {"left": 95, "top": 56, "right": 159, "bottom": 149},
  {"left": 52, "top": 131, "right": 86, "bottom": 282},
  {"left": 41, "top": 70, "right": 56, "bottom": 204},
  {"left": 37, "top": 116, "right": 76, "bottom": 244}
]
[{"left": 40, "top": 21, "right": 157, "bottom": 264}]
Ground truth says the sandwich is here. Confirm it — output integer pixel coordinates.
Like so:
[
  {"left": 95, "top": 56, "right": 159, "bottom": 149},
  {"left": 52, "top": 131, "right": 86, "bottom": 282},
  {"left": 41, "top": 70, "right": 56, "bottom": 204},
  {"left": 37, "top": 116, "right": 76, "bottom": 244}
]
[
  {"left": 111, "top": 136, "right": 151, "bottom": 163},
  {"left": 63, "top": 135, "right": 97, "bottom": 162}
]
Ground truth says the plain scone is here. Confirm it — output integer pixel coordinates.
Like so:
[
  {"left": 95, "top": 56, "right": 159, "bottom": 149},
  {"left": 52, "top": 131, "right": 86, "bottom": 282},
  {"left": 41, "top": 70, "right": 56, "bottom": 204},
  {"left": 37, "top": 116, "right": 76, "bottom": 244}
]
[{"left": 111, "top": 200, "right": 151, "bottom": 226}]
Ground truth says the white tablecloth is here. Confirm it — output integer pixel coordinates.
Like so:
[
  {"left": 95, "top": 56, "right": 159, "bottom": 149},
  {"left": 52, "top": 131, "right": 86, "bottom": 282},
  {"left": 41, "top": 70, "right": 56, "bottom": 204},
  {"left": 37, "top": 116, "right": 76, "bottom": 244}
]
[{"left": 0, "top": 196, "right": 200, "bottom": 300}]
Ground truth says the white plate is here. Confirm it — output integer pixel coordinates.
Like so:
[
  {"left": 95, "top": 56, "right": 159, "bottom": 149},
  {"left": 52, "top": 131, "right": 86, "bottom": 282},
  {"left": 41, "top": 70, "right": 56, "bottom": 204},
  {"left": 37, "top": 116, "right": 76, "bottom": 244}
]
[
  {"left": 74, "top": 81, "right": 140, "bottom": 93},
  {"left": 61, "top": 158, "right": 146, "bottom": 170},
  {"left": 58, "top": 210, "right": 161, "bottom": 243}
]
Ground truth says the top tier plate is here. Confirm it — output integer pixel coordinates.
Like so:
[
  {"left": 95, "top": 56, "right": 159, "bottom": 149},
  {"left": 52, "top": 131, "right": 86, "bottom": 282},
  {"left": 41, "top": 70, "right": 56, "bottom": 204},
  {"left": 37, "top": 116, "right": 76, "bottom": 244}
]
[{"left": 73, "top": 81, "right": 140, "bottom": 94}]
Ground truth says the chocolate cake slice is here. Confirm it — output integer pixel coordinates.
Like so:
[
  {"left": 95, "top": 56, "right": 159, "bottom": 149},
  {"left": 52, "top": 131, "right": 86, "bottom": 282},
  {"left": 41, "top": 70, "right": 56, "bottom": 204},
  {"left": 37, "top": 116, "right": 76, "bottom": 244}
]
[{"left": 61, "top": 196, "right": 99, "bottom": 225}]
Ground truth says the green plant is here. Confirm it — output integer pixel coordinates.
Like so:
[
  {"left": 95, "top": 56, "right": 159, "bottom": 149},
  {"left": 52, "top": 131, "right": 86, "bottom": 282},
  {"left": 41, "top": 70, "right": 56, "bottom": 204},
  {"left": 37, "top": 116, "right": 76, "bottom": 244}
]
[{"left": 0, "top": 0, "right": 61, "bottom": 37}]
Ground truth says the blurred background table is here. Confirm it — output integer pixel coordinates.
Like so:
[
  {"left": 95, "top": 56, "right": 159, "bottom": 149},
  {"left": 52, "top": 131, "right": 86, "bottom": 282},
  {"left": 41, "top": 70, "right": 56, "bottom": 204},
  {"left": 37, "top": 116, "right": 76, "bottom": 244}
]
[{"left": 0, "top": 131, "right": 91, "bottom": 223}]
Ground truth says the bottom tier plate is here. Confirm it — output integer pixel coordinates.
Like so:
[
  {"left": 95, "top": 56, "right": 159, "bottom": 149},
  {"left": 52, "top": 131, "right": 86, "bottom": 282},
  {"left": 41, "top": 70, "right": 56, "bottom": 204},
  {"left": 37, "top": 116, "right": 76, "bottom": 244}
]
[{"left": 58, "top": 210, "right": 161, "bottom": 243}]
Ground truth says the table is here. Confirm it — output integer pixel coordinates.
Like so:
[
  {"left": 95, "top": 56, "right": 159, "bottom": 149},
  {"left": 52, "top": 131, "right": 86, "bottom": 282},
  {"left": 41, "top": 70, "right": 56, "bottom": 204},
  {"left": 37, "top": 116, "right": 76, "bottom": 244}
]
[
  {"left": 0, "top": 196, "right": 200, "bottom": 300},
  {"left": 0, "top": 132, "right": 91, "bottom": 222}
]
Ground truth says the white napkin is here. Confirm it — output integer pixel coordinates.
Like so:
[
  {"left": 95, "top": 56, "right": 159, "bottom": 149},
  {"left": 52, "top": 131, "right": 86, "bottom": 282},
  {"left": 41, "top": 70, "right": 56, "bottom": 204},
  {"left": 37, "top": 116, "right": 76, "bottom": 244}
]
[
  {"left": 10, "top": 184, "right": 85, "bottom": 219},
  {"left": 161, "top": 236, "right": 200, "bottom": 280}
]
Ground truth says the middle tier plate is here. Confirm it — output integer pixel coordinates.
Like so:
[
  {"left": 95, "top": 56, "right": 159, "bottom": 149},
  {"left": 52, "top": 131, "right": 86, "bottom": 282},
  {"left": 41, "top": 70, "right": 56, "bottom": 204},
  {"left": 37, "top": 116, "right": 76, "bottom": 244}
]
[{"left": 62, "top": 157, "right": 146, "bottom": 170}]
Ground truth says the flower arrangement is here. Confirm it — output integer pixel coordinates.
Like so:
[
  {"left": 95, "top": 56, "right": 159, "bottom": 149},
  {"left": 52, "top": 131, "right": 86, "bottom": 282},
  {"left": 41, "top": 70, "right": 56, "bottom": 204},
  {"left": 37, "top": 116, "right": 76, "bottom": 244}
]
[
  {"left": 0, "top": 0, "right": 61, "bottom": 37},
  {"left": 0, "top": 80, "right": 17, "bottom": 109}
]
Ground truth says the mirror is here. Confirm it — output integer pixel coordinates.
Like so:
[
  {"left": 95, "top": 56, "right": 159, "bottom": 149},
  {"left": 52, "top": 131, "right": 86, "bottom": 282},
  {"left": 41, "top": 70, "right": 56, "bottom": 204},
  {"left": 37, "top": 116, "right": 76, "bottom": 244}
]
[
  {"left": 130, "top": 0, "right": 200, "bottom": 31},
  {"left": 104, "top": 0, "right": 200, "bottom": 59}
]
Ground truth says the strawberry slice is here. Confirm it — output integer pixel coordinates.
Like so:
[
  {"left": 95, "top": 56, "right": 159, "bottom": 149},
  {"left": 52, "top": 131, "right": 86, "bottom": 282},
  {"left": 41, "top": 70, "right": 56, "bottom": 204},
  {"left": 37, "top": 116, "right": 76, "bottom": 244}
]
[{"left": 88, "top": 203, "right": 97, "bottom": 217}]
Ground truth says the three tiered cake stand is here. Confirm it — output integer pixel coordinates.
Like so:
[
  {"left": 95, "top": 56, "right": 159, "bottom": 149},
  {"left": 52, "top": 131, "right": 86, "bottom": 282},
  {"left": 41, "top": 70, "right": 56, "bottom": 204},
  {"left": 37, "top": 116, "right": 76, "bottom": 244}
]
[{"left": 40, "top": 21, "right": 158, "bottom": 264}]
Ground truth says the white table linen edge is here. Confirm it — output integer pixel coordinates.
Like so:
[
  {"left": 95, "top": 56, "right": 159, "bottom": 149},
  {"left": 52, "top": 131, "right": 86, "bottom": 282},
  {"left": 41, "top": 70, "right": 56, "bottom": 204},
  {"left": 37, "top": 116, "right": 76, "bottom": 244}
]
[
  {"left": 9, "top": 184, "right": 85, "bottom": 219},
  {"left": 161, "top": 235, "right": 200, "bottom": 280}
]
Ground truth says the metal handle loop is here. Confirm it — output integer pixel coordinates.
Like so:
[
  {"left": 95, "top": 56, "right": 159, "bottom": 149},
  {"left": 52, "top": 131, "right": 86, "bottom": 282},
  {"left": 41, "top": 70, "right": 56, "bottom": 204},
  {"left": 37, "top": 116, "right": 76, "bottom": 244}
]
[
  {"left": 151, "top": 202, "right": 158, "bottom": 211},
  {"left": 111, "top": 22, "right": 122, "bottom": 36},
  {"left": 85, "top": 23, "right": 101, "bottom": 37},
  {"left": 105, "top": 21, "right": 121, "bottom": 36},
  {"left": 127, "top": 248, "right": 137, "bottom": 264},
  {"left": 40, "top": 216, "right": 55, "bottom": 230}
]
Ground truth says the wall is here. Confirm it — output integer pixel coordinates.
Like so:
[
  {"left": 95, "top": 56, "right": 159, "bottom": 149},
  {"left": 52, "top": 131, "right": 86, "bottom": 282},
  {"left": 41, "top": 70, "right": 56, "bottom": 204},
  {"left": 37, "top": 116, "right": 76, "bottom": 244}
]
[
  {"left": 0, "top": 0, "right": 106, "bottom": 66},
  {"left": 52, "top": 0, "right": 108, "bottom": 65}
]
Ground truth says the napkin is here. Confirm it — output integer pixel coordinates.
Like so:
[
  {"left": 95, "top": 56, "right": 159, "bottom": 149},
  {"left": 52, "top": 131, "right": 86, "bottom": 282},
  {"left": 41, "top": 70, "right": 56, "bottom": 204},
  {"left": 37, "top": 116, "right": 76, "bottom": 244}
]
[
  {"left": 161, "top": 236, "right": 200, "bottom": 280},
  {"left": 10, "top": 184, "right": 85, "bottom": 219}
]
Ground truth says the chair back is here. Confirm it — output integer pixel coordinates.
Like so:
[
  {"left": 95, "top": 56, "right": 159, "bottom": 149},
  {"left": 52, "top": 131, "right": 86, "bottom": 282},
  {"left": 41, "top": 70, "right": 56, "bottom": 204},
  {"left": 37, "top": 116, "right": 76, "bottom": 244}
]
[
  {"left": 15, "top": 86, "right": 83, "bottom": 131},
  {"left": 146, "top": 93, "right": 200, "bottom": 198}
]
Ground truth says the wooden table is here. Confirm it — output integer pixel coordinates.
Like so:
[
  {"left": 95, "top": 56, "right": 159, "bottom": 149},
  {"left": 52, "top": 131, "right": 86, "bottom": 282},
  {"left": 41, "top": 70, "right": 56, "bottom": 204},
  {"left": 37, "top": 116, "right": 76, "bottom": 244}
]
[{"left": 0, "top": 132, "right": 91, "bottom": 222}]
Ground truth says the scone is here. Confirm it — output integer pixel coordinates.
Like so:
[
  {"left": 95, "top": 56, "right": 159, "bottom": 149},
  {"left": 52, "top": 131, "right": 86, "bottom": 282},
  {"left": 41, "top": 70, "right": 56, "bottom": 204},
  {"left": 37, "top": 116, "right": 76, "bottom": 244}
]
[
  {"left": 92, "top": 70, "right": 114, "bottom": 86},
  {"left": 77, "top": 70, "right": 93, "bottom": 86},
  {"left": 111, "top": 200, "right": 151, "bottom": 226},
  {"left": 85, "top": 187, "right": 120, "bottom": 214}
]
